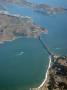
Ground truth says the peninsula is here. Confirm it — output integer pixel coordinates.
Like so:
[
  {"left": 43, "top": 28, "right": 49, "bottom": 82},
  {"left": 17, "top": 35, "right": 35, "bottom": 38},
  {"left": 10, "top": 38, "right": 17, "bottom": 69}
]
[{"left": 0, "top": 11, "right": 46, "bottom": 43}]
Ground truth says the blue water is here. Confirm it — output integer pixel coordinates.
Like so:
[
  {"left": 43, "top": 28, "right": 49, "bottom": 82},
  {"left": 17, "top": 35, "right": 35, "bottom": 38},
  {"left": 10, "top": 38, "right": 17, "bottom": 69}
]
[
  {"left": 27, "top": 0, "right": 67, "bottom": 8},
  {"left": 4, "top": 3, "right": 67, "bottom": 55},
  {"left": 0, "top": 1, "right": 67, "bottom": 89},
  {"left": 0, "top": 38, "right": 48, "bottom": 89}
]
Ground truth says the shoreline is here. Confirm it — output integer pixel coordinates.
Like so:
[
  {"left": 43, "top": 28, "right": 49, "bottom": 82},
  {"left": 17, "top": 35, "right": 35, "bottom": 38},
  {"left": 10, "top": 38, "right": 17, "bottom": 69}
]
[
  {"left": 0, "top": 36, "right": 23, "bottom": 44},
  {"left": 0, "top": 36, "right": 27, "bottom": 44},
  {"left": 37, "top": 55, "right": 51, "bottom": 89},
  {"left": 31, "top": 55, "right": 67, "bottom": 90},
  {"left": 0, "top": 10, "right": 46, "bottom": 43},
  {"left": 0, "top": 10, "right": 32, "bottom": 19},
  {"left": 0, "top": 35, "right": 38, "bottom": 45},
  {"left": 31, "top": 55, "right": 52, "bottom": 90}
]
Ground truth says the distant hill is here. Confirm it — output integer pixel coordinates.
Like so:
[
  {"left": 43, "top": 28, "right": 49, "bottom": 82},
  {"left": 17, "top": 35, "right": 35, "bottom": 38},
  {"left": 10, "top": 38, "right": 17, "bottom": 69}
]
[{"left": 0, "top": 0, "right": 67, "bottom": 15}]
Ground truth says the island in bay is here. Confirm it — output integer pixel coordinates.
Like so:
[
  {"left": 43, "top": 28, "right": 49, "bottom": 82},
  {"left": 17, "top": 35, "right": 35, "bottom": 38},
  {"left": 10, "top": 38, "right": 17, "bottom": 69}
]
[{"left": 0, "top": 0, "right": 67, "bottom": 15}]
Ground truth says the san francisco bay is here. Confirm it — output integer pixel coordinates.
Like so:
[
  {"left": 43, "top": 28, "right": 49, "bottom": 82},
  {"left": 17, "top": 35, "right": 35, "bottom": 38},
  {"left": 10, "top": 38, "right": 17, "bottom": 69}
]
[{"left": 0, "top": 1, "right": 67, "bottom": 89}]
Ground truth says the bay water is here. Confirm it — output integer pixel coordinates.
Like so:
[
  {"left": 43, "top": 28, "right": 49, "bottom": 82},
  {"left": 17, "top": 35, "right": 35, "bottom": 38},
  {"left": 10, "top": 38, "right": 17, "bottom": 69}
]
[{"left": 0, "top": 1, "right": 67, "bottom": 89}]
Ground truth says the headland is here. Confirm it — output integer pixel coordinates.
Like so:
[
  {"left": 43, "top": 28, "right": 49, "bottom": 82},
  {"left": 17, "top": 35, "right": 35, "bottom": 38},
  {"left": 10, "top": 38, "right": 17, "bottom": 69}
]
[{"left": 0, "top": 11, "right": 46, "bottom": 44}]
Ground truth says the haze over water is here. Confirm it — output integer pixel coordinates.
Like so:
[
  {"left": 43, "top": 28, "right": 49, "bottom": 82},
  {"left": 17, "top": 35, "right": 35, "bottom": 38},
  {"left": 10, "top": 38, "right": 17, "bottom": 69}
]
[
  {"left": 0, "top": 0, "right": 67, "bottom": 89},
  {"left": 27, "top": 0, "right": 67, "bottom": 8}
]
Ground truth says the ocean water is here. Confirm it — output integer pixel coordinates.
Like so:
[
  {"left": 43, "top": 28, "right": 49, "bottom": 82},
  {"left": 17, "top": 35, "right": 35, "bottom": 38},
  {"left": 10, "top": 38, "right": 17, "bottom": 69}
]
[{"left": 0, "top": 1, "right": 67, "bottom": 89}]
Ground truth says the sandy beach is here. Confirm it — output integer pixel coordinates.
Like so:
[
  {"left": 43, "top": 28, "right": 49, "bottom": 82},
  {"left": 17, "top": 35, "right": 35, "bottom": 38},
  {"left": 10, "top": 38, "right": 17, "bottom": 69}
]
[{"left": 31, "top": 55, "right": 52, "bottom": 90}]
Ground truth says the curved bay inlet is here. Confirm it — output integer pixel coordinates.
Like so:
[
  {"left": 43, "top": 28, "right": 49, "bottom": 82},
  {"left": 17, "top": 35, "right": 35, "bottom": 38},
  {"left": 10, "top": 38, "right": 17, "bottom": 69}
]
[{"left": 0, "top": 2, "right": 67, "bottom": 90}]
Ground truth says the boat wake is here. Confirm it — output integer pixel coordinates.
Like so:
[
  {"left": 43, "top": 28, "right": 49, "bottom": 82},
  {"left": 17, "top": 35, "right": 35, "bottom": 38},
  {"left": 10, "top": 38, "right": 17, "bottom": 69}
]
[{"left": 18, "top": 51, "right": 24, "bottom": 56}]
